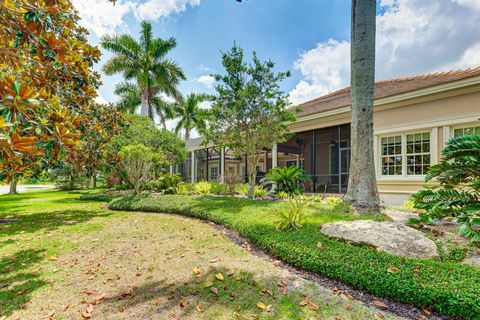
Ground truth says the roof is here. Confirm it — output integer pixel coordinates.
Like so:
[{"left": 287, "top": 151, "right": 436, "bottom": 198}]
[
  {"left": 291, "top": 67, "right": 480, "bottom": 118},
  {"left": 185, "top": 136, "right": 205, "bottom": 149}
]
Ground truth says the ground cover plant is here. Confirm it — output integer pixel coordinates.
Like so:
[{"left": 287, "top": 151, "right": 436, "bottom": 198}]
[
  {"left": 109, "top": 194, "right": 480, "bottom": 319},
  {"left": 0, "top": 190, "right": 403, "bottom": 319}
]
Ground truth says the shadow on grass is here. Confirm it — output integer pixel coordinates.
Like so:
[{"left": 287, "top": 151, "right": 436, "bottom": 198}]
[
  {"left": 0, "top": 209, "right": 112, "bottom": 242},
  {"left": 101, "top": 267, "right": 314, "bottom": 319},
  {"left": 0, "top": 249, "right": 49, "bottom": 317}
]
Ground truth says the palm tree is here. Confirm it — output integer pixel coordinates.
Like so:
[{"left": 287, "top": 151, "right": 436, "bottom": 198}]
[
  {"left": 101, "top": 21, "right": 185, "bottom": 128},
  {"left": 171, "top": 93, "right": 208, "bottom": 140},
  {"left": 345, "top": 0, "right": 381, "bottom": 213}
]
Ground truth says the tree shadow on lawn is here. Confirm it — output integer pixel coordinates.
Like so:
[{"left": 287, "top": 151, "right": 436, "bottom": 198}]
[
  {"left": 101, "top": 267, "right": 327, "bottom": 319},
  {"left": 0, "top": 249, "right": 49, "bottom": 317},
  {"left": 0, "top": 209, "right": 112, "bottom": 244}
]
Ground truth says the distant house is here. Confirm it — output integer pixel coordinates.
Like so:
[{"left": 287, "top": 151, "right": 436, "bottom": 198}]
[{"left": 175, "top": 67, "right": 480, "bottom": 205}]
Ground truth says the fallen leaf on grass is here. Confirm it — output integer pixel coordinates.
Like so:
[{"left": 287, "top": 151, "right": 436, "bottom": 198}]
[
  {"left": 63, "top": 304, "right": 70, "bottom": 311},
  {"left": 266, "top": 304, "right": 273, "bottom": 312},
  {"left": 256, "top": 301, "right": 266, "bottom": 309},
  {"left": 86, "top": 304, "right": 94, "bottom": 313},
  {"left": 119, "top": 307, "right": 125, "bottom": 312},
  {"left": 300, "top": 300, "right": 319, "bottom": 311},
  {"left": 193, "top": 266, "right": 201, "bottom": 275},
  {"left": 277, "top": 279, "right": 287, "bottom": 288},
  {"left": 373, "top": 300, "right": 388, "bottom": 309},
  {"left": 211, "top": 286, "right": 219, "bottom": 295},
  {"left": 43, "top": 311, "right": 55, "bottom": 320},
  {"left": 48, "top": 256, "right": 58, "bottom": 261},
  {"left": 387, "top": 266, "right": 399, "bottom": 273},
  {"left": 316, "top": 242, "right": 323, "bottom": 249},
  {"left": 156, "top": 297, "right": 162, "bottom": 306},
  {"left": 422, "top": 308, "right": 431, "bottom": 315},
  {"left": 81, "top": 312, "right": 91, "bottom": 319},
  {"left": 196, "top": 305, "right": 204, "bottom": 312},
  {"left": 215, "top": 273, "right": 224, "bottom": 281}
]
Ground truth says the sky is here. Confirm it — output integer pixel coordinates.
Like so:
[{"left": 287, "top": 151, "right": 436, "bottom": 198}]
[{"left": 72, "top": 0, "right": 480, "bottom": 109}]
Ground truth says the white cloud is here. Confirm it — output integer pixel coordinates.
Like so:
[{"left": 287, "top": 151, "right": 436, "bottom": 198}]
[
  {"left": 94, "top": 92, "right": 108, "bottom": 104},
  {"left": 133, "top": 0, "right": 201, "bottom": 21},
  {"left": 290, "top": 0, "right": 480, "bottom": 104},
  {"left": 289, "top": 40, "right": 350, "bottom": 104},
  {"left": 72, "top": 0, "right": 132, "bottom": 37},
  {"left": 196, "top": 74, "right": 215, "bottom": 89}
]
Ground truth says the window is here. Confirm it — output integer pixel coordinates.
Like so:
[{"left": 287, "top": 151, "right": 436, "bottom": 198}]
[
  {"left": 381, "top": 135, "right": 402, "bottom": 176},
  {"left": 379, "top": 131, "right": 432, "bottom": 177},
  {"left": 209, "top": 167, "right": 218, "bottom": 181},
  {"left": 453, "top": 125, "right": 480, "bottom": 137},
  {"left": 406, "top": 132, "right": 430, "bottom": 175}
]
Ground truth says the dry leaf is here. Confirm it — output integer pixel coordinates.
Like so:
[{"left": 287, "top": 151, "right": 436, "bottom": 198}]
[
  {"left": 48, "top": 256, "right": 58, "bottom": 261},
  {"left": 156, "top": 297, "right": 162, "bottom": 306},
  {"left": 86, "top": 304, "right": 94, "bottom": 313},
  {"left": 204, "top": 281, "right": 213, "bottom": 288},
  {"left": 84, "top": 290, "right": 96, "bottom": 295},
  {"left": 11, "top": 314, "right": 20, "bottom": 320},
  {"left": 256, "top": 301, "right": 266, "bottom": 309},
  {"left": 266, "top": 304, "right": 273, "bottom": 312},
  {"left": 316, "top": 242, "right": 323, "bottom": 249},
  {"left": 387, "top": 266, "right": 399, "bottom": 273},
  {"left": 119, "top": 307, "right": 125, "bottom": 312},
  {"left": 299, "top": 300, "right": 308, "bottom": 306},
  {"left": 211, "top": 286, "right": 219, "bottom": 295},
  {"left": 63, "top": 304, "right": 70, "bottom": 311},
  {"left": 282, "top": 287, "right": 287, "bottom": 295},
  {"left": 193, "top": 266, "right": 201, "bottom": 275},
  {"left": 422, "top": 308, "right": 431, "bottom": 315},
  {"left": 277, "top": 279, "right": 288, "bottom": 288},
  {"left": 215, "top": 273, "right": 224, "bottom": 281},
  {"left": 373, "top": 300, "right": 388, "bottom": 309},
  {"left": 196, "top": 305, "right": 204, "bottom": 312},
  {"left": 81, "top": 312, "right": 91, "bottom": 319},
  {"left": 307, "top": 301, "right": 319, "bottom": 311},
  {"left": 343, "top": 294, "right": 355, "bottom": 300}
]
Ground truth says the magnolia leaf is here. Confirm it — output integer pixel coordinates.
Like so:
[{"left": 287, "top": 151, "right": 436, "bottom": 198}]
[
  {"left": 373, "top": 300, "right": 388, "bottom": 309},
  {"left": 387, "top": 266, "right": 398, "bottom": 273},
  {"left": 215, "top": 273, "right": 224, "bottom": 281},
  {"left": 256, "top": 301, "right": 266, "bottom": 309},
  {"left": 196, "top": 305, "right": 204, "bottom": 312},
  {"left": 193, "top": 266, "right": 201, "bottom": 275},
  {"left": 211, "top": 286, "right": 219, "bottom": 295}
]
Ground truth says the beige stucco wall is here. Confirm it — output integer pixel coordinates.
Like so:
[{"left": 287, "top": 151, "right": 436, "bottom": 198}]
[{"left": 288, "top": 89, "right": 480, "bottom": 204}]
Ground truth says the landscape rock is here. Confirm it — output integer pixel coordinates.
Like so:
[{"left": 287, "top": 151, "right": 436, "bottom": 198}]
[
  {"left": 462, "top": 254, "right": 480, "bottom": 268},
  {"left": 320, "top": 220, "right": 439, "bottom": 258}
]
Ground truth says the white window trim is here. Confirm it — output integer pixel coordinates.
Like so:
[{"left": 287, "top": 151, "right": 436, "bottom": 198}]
[
  {"left": 377, "top": 128, "right": 437, "bottom": 181},
  {"left": 450, "top": 122, "right": 480, "bottom": 138}
]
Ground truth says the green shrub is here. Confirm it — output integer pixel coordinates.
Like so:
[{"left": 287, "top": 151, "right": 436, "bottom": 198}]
[
  {"left": 323, "top": 196, "right": 344, "bottom": 206},
  {"left": 174, "top": 183, "right": 189, "bottom": 195},
  {"left": 411, "top": 134, "right": 480, "bottom": 242},
  {"left": 272, "top": 197, "right": 312, "bottom": 230},
  {"left": 253, "top": 186, "right": 268, "bottom": 198},
  {"left": 156, "top": 173, "right": 183, "bottom": 194},
  {"left": 108, "top": 194, "right": 480, "bottom": 319},
  {"left": 78, "top": 193, "right": 115, "bottom": 202},
  {"left": 262, "top": 165, "right": 309, "bottom": 195},
  {"left": 236, "top": 183, "right": 250, "bottom": 196},
  {"left": 195, "top": 181, "right": 212, "bottom": 195},
  {"left": 276, "top": 191, "right": 289, "bottom": 199},
  {"left": 211, "top": 182, "right": 229, "bottom": 195}
]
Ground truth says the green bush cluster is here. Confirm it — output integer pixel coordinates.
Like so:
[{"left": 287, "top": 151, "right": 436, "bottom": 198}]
[
  {"left": 108, "top": 194, "right": 480, "bottom": 319},
  {"left": 144, "top": 173, "right": 183, "bottom": 194}
]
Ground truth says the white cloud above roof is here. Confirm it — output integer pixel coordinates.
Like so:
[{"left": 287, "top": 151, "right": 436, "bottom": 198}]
[{"left": 289, "top": 0, "right": 480, "bottom": 104}]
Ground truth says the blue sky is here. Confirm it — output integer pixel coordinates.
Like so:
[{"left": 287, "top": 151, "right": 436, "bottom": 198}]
[{"left": 73, "top": 0, "right": 480, "bottom": 106}]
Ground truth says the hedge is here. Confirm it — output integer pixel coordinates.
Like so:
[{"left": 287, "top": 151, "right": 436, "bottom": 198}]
[{"left": 108, "top": 194, "right": 480, "bottom": 319}]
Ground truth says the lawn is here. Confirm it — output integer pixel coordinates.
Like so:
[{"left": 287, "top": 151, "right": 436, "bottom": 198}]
[
  {"left": 108, "top": 194, "right": 480, "bottom": 319},
  {"left": 0, "top": 190, "right": 401, "bottom": 319}
]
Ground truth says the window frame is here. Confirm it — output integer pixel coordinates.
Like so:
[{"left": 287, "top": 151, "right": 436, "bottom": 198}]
[
  {"left": 450, "top": 122, "right": 480, "bottom": 138},
  {"left": 377, "top": 129, "right": 434, "bottom": 180}
]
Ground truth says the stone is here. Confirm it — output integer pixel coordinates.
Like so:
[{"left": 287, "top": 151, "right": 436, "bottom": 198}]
[
  {"left": 320, "top": 220, "right": 439, "bottom": 258},
  {"left": 462, "top": 254, "right": 480, "bottom": 268}
]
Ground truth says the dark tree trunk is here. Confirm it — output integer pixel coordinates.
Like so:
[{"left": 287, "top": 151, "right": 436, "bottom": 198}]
[
  {"left": 345, "top": 0, "right": 381, "bottom": 214},
  {"left": 9, "top": 178, "right": 17, "bottom": 194},
  {"left": 92, "top": 173, "right": 97, "bottom": 188}
]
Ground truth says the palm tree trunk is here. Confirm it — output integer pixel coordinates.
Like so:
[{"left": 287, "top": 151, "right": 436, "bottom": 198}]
[
  {"left": 159, "top": 113, "right": 168, "bottom": 130},
  {"left": 9, "top": 178, "right": 17, "bottom": 194},
  {"left": 345, "top": 0, "right": 381, "bottom": 214},
  {"left": 185, "top": 129, "right": 190, "bottom": 141},
  {"left": 141, "top": 88, "right": 149, "bottom": 117}
]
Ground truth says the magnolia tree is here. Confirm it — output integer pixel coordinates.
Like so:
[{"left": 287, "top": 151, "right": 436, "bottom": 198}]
[
  {"left": 0, "top": 0, "right": 105, "bottom": 193},
  {"left": 207, "top": 45, "right": 295, "bottom": 198}
]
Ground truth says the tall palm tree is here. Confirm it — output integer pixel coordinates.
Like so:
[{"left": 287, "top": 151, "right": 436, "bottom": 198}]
[
  {"left": 171, "top": 93, "right": 208, "bottom": 141},
  {"left": 101, "top": 21, "right": 185, "bottom": 128},
  {"left": 345, "top": 0, "right": 381, "bottom": 213}
]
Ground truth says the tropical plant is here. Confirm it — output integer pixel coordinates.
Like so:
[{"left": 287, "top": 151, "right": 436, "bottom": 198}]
[
  {"left": 236, "top": 183, "right": 250, "bottom": 196},
  {"left": 146, "top": 173, "right": 183, "bottom": 194},
  {"left": 195, "top": 181, "right": 212, "bottom": 195},
  {"left": 174, "top": 183, "right": 189, "bottom": 195},
  {"left": 207, "top": 45, "right": 295, "bottom": 198},
  {"left": 253, "top": 186, "right": 268, "bottom": 198},
  {"left": 262, "top": 165, "right": 309, "bottom": 195},
  {"left": 211, "top": 182, "right": 229, "bottom": 195},
  {"left": 118, "top": 144, "right": 158, "bottom": 194},
  {"left": 170, "top": 93, "right": 209, "bottom": 140},
  {"left": 410, "top": 134, "right": 480, "bottom": 242},
  {"left": 276, "top": 191, "right": 289, "bottom": 199},
  {"left": 272, "top": 197, "right": 312, "bottom": 231},
  {"left": 101, "top": 21, "right": 186, "bottom": 127}
]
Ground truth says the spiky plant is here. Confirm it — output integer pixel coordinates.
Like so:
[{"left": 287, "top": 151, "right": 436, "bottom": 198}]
[
  {"left": 411, "top": 134, "right": 480, "bottom": 242},
  {"left": 261, "top": 165, "right": 309, "bottom": 196}
]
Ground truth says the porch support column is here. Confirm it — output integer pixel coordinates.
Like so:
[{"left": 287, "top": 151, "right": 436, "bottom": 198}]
[
  {"left": 220, "top": 147, "right": 225, "bottom": 183},
  {"left": 191, "top": 151, "right": 195, "bottom": 183},
  {"left": 272, "top": 143, "right": 278, "bottom": 168},
  {"left": 169, "top": 165, "right": 174, "bottom": 174}
]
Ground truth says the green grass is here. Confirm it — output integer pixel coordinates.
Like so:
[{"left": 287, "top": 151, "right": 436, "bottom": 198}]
[
  {"left": 109, "top": 194, "right": 480, "bottom": 319},
  {"left": 1, "top": 190, "right": 399, "bottom": 319}
]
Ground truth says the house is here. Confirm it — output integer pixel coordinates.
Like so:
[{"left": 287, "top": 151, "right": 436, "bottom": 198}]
[{"left": 175, "top": 67, "right": 480, "bottom": 205}]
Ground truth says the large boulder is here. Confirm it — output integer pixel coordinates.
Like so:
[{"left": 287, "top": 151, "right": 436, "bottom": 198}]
[{"left": 320, "top": 220, "right": 439, "bottom": 258}]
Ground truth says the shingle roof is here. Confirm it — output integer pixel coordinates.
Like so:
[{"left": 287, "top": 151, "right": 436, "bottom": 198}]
[{"left": 291, "top": 67, "right": 480, "bottom": 118}]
